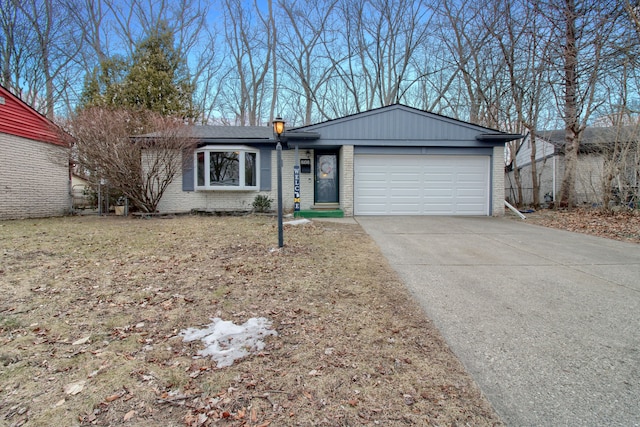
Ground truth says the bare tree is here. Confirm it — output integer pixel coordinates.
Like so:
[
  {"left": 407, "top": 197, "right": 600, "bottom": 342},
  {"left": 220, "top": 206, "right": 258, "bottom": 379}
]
[
  {"left": 557, "top": 0, "right": 581, "bottom": 207},
  {"left": 487, "top": 0, "right": 554, "bottom": 207},
  {"left": 190, "top": 27, "right": 225, "bottom": 123},
  {"left": 65, "top": 108, "right": 194, "bottom": 212},
  {"left": 434, "top": 0, "right": 506, "bottom": 126},
  {"left": 625, "top": 0, "right": 640, "bottom": 37},
  {"left": 218, "top": 0, "right": 275, "bottom": 125},
  {"left": 597, "top": 120, "right": 640, "bottom": 209},
  {"left": 538, "top": 0, "right": 626, "bottom": 207},
  {"left": 278, "top": 0, "right": 338, "bottom": 124},
  {"left": 4, "top": 0, "right": 638, "bottom": 143},
  {"left": 0, "top": 0, "right": 82, "bottom": 118},
  {"left": 101, "top": 0, "right": 205, "bottom": 56},
  {"left": 595, "top": 49, "right": 640, "bottom": 209},
  {"left": 364, "top": 0, "right": 434, "bottom": 107},
  {"left": 0, "top": 0, "right": 30, "bottom": 93},
  {"left": 324, "top": 0, "right": 435, "bottom": 114},
  {"left": 75, "top": 0, "right": 215, "bottom": 121}
]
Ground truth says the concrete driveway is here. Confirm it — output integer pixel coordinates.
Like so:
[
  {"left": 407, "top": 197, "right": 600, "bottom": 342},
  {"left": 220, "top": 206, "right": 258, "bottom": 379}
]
[{"left": 356, "top": 216, "right": 640, "bottom": 426}]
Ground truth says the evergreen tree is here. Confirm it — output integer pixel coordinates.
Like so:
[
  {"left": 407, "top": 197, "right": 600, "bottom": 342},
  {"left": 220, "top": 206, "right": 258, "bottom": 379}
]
[
  {"left": 79, "top": 21, "right": 195, "bottom": 118},
  {"left": 121, "top": 22, "right": 195, "bottom": 117},
  {"left": 79, "top": 56, "right": 128, "bottom": 109}
]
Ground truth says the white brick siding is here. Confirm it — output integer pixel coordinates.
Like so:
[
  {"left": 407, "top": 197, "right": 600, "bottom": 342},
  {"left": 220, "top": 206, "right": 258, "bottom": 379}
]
[
  {"left": 293, "top": 150, "right": 315, "bottom": 211},
  {"left": 1, "top": 133, "right": 70, "bottom": 220},
  {"left": 160, "top": 146, "right": 496, "bottom": 217},
  {"left": 339, "top": 145, "right": 354, "bottom": 216},
  {"left": 492, "top": 145, "right": 505, "bottom": 216},
  {"left": 157, "top": 149, "right": 316, "bottom": 214}
]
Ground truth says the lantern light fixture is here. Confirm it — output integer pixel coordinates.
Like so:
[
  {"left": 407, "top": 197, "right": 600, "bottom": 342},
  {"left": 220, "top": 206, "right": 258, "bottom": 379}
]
[
  {"left": 273, "top": 117, "right": 285, "bottom": 248},
  {"left": 273, "top": 117, "right": 285, "bottom": 137}
]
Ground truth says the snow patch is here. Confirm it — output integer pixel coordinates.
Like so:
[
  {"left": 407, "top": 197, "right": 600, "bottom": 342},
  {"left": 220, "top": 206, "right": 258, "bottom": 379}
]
[
  {"left": 284, "top": 218, "right": 311, "bottom": 226},
  {"left": 180, "top": 318, "right": 277, "bottom": 368}
]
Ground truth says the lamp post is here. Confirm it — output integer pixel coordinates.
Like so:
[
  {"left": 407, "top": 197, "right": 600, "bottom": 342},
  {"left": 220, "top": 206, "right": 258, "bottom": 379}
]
[{"left": 273, "top": 117, "right": 285, "bottom": 248}]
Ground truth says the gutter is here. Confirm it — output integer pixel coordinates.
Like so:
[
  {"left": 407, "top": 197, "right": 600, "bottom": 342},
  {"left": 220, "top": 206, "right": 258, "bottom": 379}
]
[
  {"left": 281, "top": 131, "right": 321, "bottom": 142},
  {"left": 476, "top": 133, "right": 524, "bottom": 143}
]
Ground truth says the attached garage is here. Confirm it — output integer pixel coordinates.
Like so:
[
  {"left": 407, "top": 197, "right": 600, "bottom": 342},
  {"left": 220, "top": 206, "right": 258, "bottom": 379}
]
[
  {"left": 283, "top": 105, "right": 521, "bottom": 217},
  {"left": 355, "top": 154, "right": 490, "bottom": 215}
]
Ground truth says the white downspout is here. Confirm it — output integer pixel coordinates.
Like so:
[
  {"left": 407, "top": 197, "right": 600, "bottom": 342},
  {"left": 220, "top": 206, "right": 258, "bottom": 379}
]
[
  {"left": 553, "top": 154, "right": 556, "bottom": 203},
  {"left": 505, "top": 200, "right": 526, "bottom": 219}
]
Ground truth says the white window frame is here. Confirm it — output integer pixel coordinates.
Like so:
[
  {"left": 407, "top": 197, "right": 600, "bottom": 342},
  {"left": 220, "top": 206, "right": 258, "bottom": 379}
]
[{"left": 194, "top": 145, "right": 260, "bottom": 191}]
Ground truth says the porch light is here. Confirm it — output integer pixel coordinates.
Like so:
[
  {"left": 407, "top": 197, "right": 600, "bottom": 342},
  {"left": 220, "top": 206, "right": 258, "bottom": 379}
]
[
  {"left": 273, "top": 117, "right": 285, "bottom": 248},
  {"left": 273, "top": 117, "right": 285, "bottom": 137}
]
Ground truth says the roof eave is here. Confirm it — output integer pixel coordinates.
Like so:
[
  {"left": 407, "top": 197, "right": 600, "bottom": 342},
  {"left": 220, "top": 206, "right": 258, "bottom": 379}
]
[
  {"left": 476, "top": 133, "right": 524, "bottom": 142},
  {"left": 281, "top": 131, "right": 321, "bottom": 142},
  {"left": 198, "top": 138, "right": 273, "bottom": 145}
]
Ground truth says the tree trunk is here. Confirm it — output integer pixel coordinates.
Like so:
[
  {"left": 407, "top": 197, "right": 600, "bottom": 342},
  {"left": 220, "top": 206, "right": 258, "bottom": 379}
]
[
  {"left": 559, "top": 130, "right": 580, "bottom": 208},
  {"left": 513, "top": 164, "right": 523, "bottom": 206},
  {"left": 507, "top": 139, "right": 523, "bottom": 206},
  {"left": 558, "top": 0, "right": 579, "bottom": 208},
  {"left": 530, "top": 132, "right": 540, "bottom": 208}
]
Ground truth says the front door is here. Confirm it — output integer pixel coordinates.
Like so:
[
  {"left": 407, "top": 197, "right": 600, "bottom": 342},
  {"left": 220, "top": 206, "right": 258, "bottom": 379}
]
[{"left": 315, "top": 153, "right": 339, "bottom": 204}]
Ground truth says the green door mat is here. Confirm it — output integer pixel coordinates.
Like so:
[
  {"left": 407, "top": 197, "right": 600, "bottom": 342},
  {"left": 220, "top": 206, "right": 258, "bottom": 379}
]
[{"left": 294, "top": 209, "right": 344, "bottom": 218}]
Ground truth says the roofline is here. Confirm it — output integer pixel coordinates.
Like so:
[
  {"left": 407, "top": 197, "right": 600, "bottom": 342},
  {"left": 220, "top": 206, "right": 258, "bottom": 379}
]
[
  {"left": 0, "top": 84, "right": 71, "bottom": 147},
  {"left": 198, "top": 139, "right": 272, "bottom": 145},
  {"left": 476, "top": 133, "right": 524, "bottom": 142},
  {"left": 281, "top": 131, "right": 320, "bottom": 142},
  {"left": 292, "top": 103, "right": 514, "bottom": 135},
  {"left": 132, "top": 127, "right": 320, "bottom": 144}
]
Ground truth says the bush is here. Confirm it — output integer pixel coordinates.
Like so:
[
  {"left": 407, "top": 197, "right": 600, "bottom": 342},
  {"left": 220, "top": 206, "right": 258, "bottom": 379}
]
[{"left": 252, "top": 194, "right": 273, "bottom": 213}]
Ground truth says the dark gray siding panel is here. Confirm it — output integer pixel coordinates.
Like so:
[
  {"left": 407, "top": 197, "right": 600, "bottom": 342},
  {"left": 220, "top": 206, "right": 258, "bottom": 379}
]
[
  {"left": 303, "top": 106, "right": 483, "bottom": 142},
  {"left": 260, "top": 148, "right": 272, "bottom": 191},
  {"left": 305, "top": 139, "right": 499, "bottom": 148},
  {"left": 182, "top": 150, "right": 194, "bottom": 191}
]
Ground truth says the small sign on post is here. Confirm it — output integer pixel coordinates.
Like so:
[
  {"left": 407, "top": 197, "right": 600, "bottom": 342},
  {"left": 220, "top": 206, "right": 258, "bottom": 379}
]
[{"left": 293, "top": 165, "right": 301, "bottom": 211}]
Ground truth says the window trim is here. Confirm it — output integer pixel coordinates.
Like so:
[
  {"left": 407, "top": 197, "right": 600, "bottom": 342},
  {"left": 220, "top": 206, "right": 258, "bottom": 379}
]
[{"left": 194, "top": 145, "right": 261, "bottom": 191}]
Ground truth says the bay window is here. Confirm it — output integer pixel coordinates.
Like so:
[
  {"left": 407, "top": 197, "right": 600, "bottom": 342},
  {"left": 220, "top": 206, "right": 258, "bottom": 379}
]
[{"left": 195, "top": 146, "right": 260, "bottom": 190}]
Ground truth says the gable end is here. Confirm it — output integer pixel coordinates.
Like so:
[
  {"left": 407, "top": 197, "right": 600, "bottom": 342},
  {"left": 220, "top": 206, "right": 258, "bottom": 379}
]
[{"left": 0, "top": 85, "right": 67, "bottom": 147}]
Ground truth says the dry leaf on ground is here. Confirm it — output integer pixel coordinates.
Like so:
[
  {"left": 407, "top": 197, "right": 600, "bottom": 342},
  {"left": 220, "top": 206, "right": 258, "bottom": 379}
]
[
  {"left": 0, "top": 215, "right": 503, "bottom": 426},
  {"left": 514, "top": 208, "right": 640, "bottom": 243},
  {"left": 63, "top": 380, "right": 86, "bottom": 396}
]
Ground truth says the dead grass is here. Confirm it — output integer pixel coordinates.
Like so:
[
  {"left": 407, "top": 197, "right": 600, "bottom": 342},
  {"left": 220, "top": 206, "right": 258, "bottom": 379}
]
[
  {"left": 514, "top": 208, "right": 640, "bottom": 244},
  {"left": 0, "top": 215, "right": 502, "bottom": 426}
]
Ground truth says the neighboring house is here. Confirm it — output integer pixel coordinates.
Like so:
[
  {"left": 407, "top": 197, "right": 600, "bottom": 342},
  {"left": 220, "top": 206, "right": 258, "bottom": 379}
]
[
  {"left": 506, "top": 126, "right": 639, "bottom": 206},
  {"left": 0, "top": 85, "right": 71, "bottom": 220},
  {"left": 155, "top": 105, "right": 519, "bottom": 217},
  {"left": 71, "top": 174, "right": 95, "bottom": 210}
]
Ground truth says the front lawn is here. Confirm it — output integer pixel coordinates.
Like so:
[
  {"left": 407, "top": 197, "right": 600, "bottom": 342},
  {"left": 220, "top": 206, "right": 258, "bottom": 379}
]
[{"left": 0, "top": 216, "right": 501, "bottom": 426}]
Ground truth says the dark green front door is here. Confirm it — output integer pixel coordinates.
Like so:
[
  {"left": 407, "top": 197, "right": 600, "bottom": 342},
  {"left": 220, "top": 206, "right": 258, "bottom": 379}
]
[{"left": 315, "top": 153, "right": 339, "bottom": 204}]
